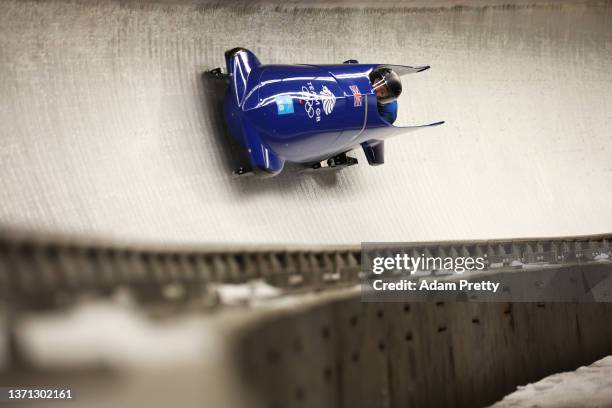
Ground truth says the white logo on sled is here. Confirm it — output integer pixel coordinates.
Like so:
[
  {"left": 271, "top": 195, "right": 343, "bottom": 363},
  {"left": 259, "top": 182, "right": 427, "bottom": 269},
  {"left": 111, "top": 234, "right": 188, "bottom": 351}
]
[
  {"left": 302, "top": 82, "right": 335, "bottom": 123},
  {"left": 320, "top": 86, "right": 336, "bottom": 115}
]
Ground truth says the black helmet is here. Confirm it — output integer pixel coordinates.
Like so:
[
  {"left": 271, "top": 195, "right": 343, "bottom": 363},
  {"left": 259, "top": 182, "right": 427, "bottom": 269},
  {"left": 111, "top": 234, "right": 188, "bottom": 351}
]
[{"left": 369, "top": 67, "right": 402, "bottom": 105}]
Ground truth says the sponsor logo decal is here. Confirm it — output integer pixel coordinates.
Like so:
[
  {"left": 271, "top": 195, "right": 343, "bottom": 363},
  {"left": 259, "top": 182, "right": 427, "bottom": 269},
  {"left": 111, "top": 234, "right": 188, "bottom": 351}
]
[
  {"left": 349, "top": 85, "right": 362, "bottom": 107},
  {"left": 275, "top": 95, "right": 294, "bottom": 115}
]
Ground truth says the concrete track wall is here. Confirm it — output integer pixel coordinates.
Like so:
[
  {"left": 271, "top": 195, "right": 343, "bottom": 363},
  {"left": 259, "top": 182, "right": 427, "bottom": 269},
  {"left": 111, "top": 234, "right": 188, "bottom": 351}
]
[
  {"left": 235, "top": 272, "right": 612, "bottom": 408},
  {"left": 1, "top": 0, "right": 611, "bottom": 245}
]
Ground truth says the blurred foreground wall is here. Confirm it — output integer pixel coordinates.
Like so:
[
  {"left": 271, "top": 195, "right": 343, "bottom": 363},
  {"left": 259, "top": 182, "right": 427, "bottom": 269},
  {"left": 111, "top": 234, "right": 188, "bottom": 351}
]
[{"left": 2, "top": 234, "right": 612, "bottom": 407}]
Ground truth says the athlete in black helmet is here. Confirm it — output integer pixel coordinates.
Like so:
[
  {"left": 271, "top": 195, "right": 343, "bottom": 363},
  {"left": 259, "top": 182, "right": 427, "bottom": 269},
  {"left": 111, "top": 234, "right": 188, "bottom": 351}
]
[{"left": 370, "top": 67, "right": 402, "bottom": 124}]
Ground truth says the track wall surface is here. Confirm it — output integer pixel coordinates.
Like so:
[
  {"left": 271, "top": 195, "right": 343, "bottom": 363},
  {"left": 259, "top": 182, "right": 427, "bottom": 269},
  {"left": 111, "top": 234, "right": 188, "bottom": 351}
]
[
  {"left": 236, "top": 283, "right": 612, "bottom": 408},
  {"left": 1, "top": 0, "right": 611, "bottom": 245}
]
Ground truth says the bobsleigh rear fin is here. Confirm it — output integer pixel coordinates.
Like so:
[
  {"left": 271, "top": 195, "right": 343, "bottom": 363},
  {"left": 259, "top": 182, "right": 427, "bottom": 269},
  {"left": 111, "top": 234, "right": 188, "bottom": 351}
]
[
  {"left": 409, "top": 121, "right": 445, "bottom": 128},
  {"left": 225, "top": 48, "right": 261, "bottom": 107},
  {"left": 378, "top": 64, "right": 430, "bottom": 76},
  {"left": 392, "top": 121, "right": 445, "bottom": 131},
  {"left": 361, "top": 120, "right": 445, "bottom": 141}
]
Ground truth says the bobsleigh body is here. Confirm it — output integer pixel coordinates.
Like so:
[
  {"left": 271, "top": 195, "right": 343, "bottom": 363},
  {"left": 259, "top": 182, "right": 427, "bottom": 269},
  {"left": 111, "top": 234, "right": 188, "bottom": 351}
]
[{"left": 221, "top": 47, "right": 442, "bottom": 175}]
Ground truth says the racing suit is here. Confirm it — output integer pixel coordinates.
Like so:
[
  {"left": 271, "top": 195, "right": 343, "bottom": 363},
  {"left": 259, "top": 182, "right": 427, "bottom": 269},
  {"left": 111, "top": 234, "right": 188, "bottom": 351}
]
[{"left": 377, "top": 100, "right": 398, "bottom": 124}]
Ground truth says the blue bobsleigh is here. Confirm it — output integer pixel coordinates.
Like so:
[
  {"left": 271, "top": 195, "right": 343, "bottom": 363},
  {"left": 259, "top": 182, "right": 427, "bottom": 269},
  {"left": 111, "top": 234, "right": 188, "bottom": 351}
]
[{"left": 208, "top": 47, "right": 443, "bottom": 176}]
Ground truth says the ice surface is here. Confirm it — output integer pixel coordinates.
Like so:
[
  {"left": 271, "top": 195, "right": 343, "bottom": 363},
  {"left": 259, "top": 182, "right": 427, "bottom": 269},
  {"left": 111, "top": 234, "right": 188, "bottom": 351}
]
[
  {"left": 0, "top": 0, "right": 611, "bottom": 245},
  {"left": 492, "top": 356, "right": 612, "bottom": 407}
]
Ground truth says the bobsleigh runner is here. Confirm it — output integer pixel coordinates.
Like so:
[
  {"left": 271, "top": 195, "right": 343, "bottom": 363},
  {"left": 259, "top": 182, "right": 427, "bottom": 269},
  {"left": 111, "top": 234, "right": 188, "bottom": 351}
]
[{"left": 207, "top": 47, "right": 443, "bottom": 176}]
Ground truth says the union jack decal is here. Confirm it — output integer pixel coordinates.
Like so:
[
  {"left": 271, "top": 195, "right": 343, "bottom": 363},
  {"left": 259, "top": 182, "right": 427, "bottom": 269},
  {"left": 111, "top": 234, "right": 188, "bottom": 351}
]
[{"left": 349, "top": 85, "right": 362, "bottom": 107}]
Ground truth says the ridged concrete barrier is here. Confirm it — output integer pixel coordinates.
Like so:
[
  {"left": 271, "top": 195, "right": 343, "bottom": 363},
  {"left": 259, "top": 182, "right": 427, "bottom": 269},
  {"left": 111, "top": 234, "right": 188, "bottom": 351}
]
[{"left": 1, "top": 229, "right": 610, "bottom": 307}]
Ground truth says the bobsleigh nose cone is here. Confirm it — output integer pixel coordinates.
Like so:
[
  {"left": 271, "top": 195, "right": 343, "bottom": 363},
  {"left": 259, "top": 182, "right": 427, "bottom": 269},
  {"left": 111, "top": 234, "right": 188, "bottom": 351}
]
[{"left": 225, "top": 47, "right": 250, "bottom": 59}]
